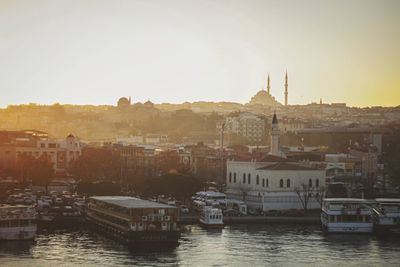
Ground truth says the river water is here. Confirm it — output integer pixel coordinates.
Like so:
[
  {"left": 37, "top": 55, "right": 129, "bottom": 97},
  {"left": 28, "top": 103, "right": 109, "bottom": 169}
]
[{"left": 0, "top": 224, "right": 399, "bottom": 266}]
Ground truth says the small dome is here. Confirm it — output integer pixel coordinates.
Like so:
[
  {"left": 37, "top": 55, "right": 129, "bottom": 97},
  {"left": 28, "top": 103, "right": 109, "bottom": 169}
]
[
  {"left": 144, "top": 100, "right": 154, "bottom": 108},
  {"left": 117, "top": 97, "right": 131, "bottom": 107}
]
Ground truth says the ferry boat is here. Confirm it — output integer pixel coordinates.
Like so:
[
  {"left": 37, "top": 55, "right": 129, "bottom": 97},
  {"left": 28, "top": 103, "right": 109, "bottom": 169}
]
[
  {"left": 0, "top": 205, "right": 37, "bottom": 240},
  {"left": 86, "top": 196, "right": 180, "bottom": 247},
  {"left": 199, "top": 206, "right": 224, "bottom": 229},
  {"left": 373, "top": 198, "right": 400, "bottom": 233},
  {"left": 321, "top": 198, "right": 374, "bottom": 233}
]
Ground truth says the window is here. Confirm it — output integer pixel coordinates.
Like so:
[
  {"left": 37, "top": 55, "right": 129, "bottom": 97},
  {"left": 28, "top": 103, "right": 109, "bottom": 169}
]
[
  {"left": 247, "top": 173, "right": 251, "bottom": 184},
  {"left": 234, "top": 173, "right": 237, "bottom": 183},
  {"left": 229, "top": 172, "right": 232, "bottom": 183},
  {"left": 256, "top": 175, "right": 259, "bottom": 185},
  {"left": 262, "top": 179, "right": 265, "bottom": 187},
  {"left": 315, "top": 179, "right": 319, "bottom": 188},
  {"left": 243, "top": 174, "right": 246, "bottom": 184},
  {"left": 286, "top": 179, "right": 290, "bottom": 188},
  {"left": 266, "top": 179, "right": 269, "bottom": 188},
  {"left": 280, "top": 179, "right": 283, "bottom": 188},
  {"left": 308, "top": 179, "right": 312, "bottom": 187}
]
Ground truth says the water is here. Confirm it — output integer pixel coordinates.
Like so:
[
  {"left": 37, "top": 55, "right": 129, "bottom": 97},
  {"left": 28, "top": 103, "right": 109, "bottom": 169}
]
[{"left": 1, "top": 225, "right": 399, "bottom": 266}]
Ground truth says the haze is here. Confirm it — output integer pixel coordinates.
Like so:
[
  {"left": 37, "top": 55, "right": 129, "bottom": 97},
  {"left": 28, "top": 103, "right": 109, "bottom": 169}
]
[{"left": 0, "top": 0, "right": 399, "bottom": 107}]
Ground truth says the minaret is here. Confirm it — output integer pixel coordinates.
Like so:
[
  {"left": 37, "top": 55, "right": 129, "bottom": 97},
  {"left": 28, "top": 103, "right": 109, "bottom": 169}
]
[
  {"left": 284, "top": 71, "right": 288, "bottom": 106},
  {"left": 267, "top": 74, "right": 271, "bottom": 94},
  {"left": 270, "top": 112, "right": 280, "bottom": 156}
]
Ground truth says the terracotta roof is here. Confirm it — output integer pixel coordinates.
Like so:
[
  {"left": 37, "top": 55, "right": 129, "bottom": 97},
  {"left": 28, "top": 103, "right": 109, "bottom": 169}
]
[{"left": 257, "top": 162, "right": 317, "bottom": 171}]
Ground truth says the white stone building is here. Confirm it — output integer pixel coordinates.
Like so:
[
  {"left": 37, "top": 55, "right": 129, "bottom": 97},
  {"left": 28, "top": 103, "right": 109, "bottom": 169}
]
[
  {"left": 226, "top": 155, "right": 326, "bottom": 211},
  {"left": 226, "top": 113, "right": 325, "bottom": 211}
]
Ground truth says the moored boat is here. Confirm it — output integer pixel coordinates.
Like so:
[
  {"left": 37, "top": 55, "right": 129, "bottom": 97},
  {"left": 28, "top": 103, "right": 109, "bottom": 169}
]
[
  {"left": 199, "top": 206, "right": 224, "bottom": 229},
  {"left": 321, "top": 198, "right": 373, "bottom": 233},
  {"left": 86, "top": 196, "right": 180, "bottom": 247},
  {"left": 373, "top": 198, "right": 400, "bottom": 234},
  {"left": 0, "top": 205, "right": 37, "bottom": 240}
]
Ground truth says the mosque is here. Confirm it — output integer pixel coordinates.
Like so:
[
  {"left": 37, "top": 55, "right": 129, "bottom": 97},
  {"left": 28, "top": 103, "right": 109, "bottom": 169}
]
[{"left": 247, "top": 72, "right": 289, "bottom": 107}]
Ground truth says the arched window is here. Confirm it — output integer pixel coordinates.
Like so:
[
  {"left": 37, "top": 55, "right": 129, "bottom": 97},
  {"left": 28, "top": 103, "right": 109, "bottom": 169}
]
[
  {"left": 248, "top": 173, "right": 251, "bottom": 184},
  {"left": 262, "top": 179, "right": 265, "bottom": 187},
  {"left": 243, "top": 173, "right": 246, "bottom": 184},
  {"left": 315, "top": 179, "right": 319, "bottom": 188},
  {"left": 280, "top": 179, "right": 284, "bottom": 188},
  {"left": 308, "top": 179, "right": 312, "bottom": 188},
  {"left": 266, "top": 179, "right": 269, "bottom": 188},
  {"left": 256, "top": 175, "right": 259, "bottom": 185},
  {"left": 229, "top": 172, "right": 232, "bottom": 183},
  {"left": 234, "top": 173, "right": 237, "bottom": 183},
  {"left": 287, "top": 179, "right": 291, "bottom": 188}
]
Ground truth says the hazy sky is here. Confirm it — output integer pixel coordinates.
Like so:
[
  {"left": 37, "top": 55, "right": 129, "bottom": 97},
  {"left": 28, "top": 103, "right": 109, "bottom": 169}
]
[{"left": 0, "top": 0, "right": 399, "bottom": 107}]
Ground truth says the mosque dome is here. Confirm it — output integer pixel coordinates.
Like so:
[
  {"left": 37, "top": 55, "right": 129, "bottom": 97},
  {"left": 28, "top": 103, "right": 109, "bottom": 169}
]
[{"left": 117, "top": 97, "right": 131, "bottom": 107}]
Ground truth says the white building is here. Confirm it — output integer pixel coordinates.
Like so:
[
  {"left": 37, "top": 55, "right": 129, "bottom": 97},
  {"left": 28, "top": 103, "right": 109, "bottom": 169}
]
[
  {"left": 226, "top": 155, "right": 326, "bottom": 211},
  {"left": 226, "top": 113, "right": 325, "bottom": 211}
]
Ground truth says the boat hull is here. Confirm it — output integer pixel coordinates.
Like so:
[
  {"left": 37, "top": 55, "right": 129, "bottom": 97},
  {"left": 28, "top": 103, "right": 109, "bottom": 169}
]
[
  {"left": 0, "top": 225, "right": 37, "bottom": 240},
  {"left": 323, "top": 223, "right": 373, "bottom": 233},
  {"left": 86, "top": 214, "right": 180, "bottom": 247},
  {"left": 199, "top": 219, "right": 224, "bottom": 229}
]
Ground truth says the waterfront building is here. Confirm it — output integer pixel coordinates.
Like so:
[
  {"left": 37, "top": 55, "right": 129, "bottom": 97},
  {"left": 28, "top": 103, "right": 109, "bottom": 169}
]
[
  {"left": 226, "top": 153, "right": 326, "bottom": 211},
  {"left": 226, "top": 112, "right": 325, "bottom": 211}
]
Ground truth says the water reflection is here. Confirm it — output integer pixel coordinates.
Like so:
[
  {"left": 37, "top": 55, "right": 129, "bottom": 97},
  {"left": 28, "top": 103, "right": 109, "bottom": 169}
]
[{"left": 0, "top": 224, "right": 399, "bottom": 266}]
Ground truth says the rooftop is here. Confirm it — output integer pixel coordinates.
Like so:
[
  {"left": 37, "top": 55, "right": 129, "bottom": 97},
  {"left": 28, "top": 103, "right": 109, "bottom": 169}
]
[
  {"left": 257, "top": 162, "right": 317, "bottom": 171},
  {"left": 90, "top": 196, "right": 176, "bottom": 209}
]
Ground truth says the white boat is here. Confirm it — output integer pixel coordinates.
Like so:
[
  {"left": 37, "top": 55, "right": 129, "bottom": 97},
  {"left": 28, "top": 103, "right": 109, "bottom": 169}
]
[
  {"left": 373, "top": 198, "right": 400, "bottom": 233},
  {"left": 199, "top": 206, "right": 224, "bottom": 229},
  {"left": 0, "top": 205, "right": 37, "bottom": 240},
  {"left": 321, "top": 198, "right": 373, "bottom": 233}
]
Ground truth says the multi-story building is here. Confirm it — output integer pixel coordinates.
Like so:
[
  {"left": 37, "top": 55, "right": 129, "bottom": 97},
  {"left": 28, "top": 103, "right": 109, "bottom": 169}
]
[
  {"left": 0, "top": 130, "right": 82, "bottom": 174},
  {"left": 218, "top": 112, "right": 266, "bottom": 144}
]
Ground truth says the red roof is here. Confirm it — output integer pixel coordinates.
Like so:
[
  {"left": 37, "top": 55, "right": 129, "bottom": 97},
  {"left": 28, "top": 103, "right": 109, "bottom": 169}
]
[{"left": 257, "top": 162, "right": 317, "bottom": 171}]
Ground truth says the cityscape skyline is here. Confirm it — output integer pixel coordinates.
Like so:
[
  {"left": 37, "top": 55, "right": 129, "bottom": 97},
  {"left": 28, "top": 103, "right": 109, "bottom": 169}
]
[{"left": 0, "top": 0, "right": 399, "bottom": 108}]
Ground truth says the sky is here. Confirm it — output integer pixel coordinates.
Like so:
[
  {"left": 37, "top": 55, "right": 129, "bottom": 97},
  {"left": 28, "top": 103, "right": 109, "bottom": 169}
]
[{"left": 0, "top": 0, "right": 399, "bottom": 108}]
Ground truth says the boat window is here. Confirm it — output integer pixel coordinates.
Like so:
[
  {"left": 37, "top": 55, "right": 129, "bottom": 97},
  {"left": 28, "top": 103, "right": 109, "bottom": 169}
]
[
  {"left": 234, "top": 173, "right": 237, "bottom": 183},
  {"left": 286, "top": 179, "right": 290, "bottom": 188},
  {"left": 256, "top": 175, "right": 259, "bottom": 185},
  {"left": 280, "top": 179, "right": 283, "bottom": 188},
  {"left": 315, "top": 179, "right": 319, "bottom": 188},
  {"left": 308, "top": 179, "right": 312, "bottom": 187},
  {"left": 229, "top": 172, "right": 232, "bottom": 183},
  {"left": 266, "top": 179, "right": 269, "bottom": 188},
  {"left": 243, "top": 174, "right": 246, "bottom": 184},
  {"left": 262, "top": 179, "right": 265, "bottom": 187},
  {"left": 248, "top": 173, "right": 251, "bottom": 184}
]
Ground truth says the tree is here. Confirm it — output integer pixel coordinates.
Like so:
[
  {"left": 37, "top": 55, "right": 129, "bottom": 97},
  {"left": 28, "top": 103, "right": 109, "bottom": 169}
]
[
  {"left": 16, "top": 154, "right": 53, "bottom": 192},
  {"left": 294, "top": 183, "right": 313, "bottom": 211},
  {"left": 68, "top": 147, "right": 120, "bottom": 181},
  {"left": 381, "top": 124, "right": 400, "bottom": 186}
]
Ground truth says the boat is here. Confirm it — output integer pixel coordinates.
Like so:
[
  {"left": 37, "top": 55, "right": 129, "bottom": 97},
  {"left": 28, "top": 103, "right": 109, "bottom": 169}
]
[
  {"left": 86, "top": 196, "right": 180, "bottom": 247},
  {"left": 373, "top": 198, "right": 400, "bottom": 233},
  {"left": 38, "top": 205, "right": 82, "bottom": 227},
  {"left": 199, "top": 206, "right": 224, "bottom": 229},
  {"left": 0, "top": 205, "right": 37, "bottom": 240},
  {"left": 321, "top": 198, "right": 374, "bottom": 233}
]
